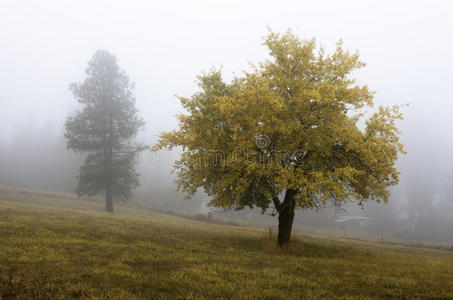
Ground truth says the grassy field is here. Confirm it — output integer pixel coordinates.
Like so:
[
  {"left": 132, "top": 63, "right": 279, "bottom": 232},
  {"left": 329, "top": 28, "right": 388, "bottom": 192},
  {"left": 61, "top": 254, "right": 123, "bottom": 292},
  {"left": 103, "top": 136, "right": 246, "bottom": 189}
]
[{"left": 0, "top": 188, "right": 453, "bottom": 299}]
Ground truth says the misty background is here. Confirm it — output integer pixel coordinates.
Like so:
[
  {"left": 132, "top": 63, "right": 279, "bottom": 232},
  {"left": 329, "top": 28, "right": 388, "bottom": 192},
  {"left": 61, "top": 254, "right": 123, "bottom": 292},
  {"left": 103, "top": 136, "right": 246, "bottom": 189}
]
[{"left": 1, "top": 1, "right": 453, "bottom": 243}]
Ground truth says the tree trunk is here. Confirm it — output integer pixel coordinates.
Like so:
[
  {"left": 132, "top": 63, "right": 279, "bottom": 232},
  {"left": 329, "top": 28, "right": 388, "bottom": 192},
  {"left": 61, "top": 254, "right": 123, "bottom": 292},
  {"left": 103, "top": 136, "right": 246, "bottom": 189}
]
[
  {"left": 104, "top": 122, "right": 114, "bottom": 213},
  {"left": 277, "top": 189, "right": 296, "bottom": 247},
  {"left": 105, "top": 184, "right": 114, "bottom": 212}
]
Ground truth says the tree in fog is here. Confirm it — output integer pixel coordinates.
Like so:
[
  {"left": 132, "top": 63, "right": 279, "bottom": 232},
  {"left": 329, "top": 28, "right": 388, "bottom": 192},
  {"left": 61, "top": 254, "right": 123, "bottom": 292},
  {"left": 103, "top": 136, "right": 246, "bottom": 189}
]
[
  {"left": 65, "top": 50, "right": 146, "bottom": 212},
  {"left": 154, "top": 30, "right": 405, "bottom": 246}
]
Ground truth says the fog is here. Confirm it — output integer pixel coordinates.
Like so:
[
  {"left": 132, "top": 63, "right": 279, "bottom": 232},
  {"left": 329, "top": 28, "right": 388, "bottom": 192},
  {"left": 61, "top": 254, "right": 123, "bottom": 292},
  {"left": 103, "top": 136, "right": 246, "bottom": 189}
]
[{"left": 1, "top": 1, "right": 453, "bottom": 243}]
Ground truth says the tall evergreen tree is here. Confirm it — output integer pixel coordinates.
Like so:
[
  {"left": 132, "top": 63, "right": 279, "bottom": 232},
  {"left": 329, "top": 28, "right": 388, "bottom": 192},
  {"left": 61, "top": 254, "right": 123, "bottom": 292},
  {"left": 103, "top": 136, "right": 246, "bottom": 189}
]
[{"left": 65, "top": 50, "right": 146, "bottom": 212}]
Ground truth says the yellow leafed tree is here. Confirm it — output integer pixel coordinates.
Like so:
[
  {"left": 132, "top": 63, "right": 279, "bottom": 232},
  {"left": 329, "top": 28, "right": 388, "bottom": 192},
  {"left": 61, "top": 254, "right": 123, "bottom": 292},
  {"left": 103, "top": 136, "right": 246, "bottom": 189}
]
[{"left": 154, "top": 30, "right": 405, "bottom": 246}]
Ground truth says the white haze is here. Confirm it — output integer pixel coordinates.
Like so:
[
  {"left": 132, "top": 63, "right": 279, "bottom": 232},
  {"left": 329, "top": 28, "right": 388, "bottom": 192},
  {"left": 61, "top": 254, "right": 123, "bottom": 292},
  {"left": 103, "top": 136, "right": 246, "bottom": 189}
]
[{"left": 1, "top": 0, "right": 453, "bottom": 241}]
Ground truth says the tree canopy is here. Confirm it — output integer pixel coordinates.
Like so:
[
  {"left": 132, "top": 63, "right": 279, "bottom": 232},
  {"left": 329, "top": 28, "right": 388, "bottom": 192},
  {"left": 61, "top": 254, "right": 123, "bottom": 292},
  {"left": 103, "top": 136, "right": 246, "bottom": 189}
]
[{"left": 154, "top": 30, "right": 405, "bottom": 245}]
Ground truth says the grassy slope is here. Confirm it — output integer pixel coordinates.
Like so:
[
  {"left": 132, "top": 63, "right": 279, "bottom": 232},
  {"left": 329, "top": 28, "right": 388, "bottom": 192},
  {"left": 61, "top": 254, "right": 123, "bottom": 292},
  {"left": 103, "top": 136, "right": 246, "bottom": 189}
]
[{"left": 0, "top": 189, "right": 452, "bottom": 299}]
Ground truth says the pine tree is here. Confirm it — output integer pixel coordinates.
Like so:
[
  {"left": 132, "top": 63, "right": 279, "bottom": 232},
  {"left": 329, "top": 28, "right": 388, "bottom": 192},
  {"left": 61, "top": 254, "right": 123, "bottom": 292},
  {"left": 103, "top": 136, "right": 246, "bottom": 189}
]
[{"left": 65, "top": 50, "right": 146, "bottom": 212}]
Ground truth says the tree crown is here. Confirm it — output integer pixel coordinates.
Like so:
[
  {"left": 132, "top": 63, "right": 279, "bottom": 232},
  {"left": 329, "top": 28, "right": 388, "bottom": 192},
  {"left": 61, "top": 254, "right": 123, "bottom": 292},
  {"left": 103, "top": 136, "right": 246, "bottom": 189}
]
[
  {"left": 155, "top": 30, "right": 405, "bottom": 212},
  {"left": 65, "top": 50, "right": 145, "bottom": 202}
]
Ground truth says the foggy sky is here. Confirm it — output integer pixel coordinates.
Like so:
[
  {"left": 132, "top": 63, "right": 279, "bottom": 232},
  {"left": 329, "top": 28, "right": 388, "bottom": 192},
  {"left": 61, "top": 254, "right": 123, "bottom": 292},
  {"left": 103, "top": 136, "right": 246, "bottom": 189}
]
[{"left": 1, "top": 0, "right": 453, "bottom": 183}]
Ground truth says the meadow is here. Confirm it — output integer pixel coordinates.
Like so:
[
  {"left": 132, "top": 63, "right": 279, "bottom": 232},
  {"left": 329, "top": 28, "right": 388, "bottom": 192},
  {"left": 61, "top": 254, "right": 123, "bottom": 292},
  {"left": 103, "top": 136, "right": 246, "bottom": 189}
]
[{"left": 0, "top": 188, "right": 452, "bottom": 299}]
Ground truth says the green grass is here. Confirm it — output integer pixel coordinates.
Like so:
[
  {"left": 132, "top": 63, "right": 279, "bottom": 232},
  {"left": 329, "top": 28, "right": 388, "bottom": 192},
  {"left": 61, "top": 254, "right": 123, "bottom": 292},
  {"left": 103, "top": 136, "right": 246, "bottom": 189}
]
[{"left": 0, "top": 188, "right": 452, "bottom": 299}]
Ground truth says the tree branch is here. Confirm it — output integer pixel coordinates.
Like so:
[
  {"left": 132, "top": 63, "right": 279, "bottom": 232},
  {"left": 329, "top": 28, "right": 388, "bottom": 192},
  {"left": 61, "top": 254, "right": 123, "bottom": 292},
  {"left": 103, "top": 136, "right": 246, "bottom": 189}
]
[{"left": 272, "top": 196, "right": 281, "bottom": 213}]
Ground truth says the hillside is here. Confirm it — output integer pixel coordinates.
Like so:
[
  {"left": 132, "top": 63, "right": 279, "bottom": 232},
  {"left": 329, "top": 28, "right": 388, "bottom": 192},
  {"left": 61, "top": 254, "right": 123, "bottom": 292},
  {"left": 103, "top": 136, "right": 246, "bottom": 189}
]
[{"left": 0, "top": 188, "right": 452, "bottom": 299}]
